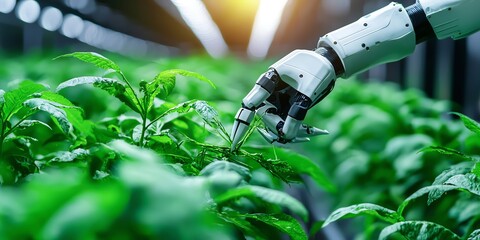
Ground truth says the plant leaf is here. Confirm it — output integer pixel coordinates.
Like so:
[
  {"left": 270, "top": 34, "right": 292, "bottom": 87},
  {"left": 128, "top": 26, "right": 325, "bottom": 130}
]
[
  {"left": 50, "top": 149, "right": 90, "bottom": 162},
  {"left": 57, "top": 76, "right": 141, "bottom": 113},
  {"left": 218, "top": 211, "right": 268, "bottom": 240},
  {"left": 215, "top": 185, "right": 308, "bottom": 221},
  {"left": 40, "top": 92, "right": 94, "bottom": 139},
  {"left": 200, "top": 160, "right": 251, "bottom": 181},
  {"left": 274, "top": 148, "right": 336, "bottom": 192},
  {"left": 468, "top": 229, "right": 480, "bottom": 240},
  {"left": 398, "top": 185, "right": 459, "bottom": 215},
  {"left": 428, "top": 163, "right": 473, "bottom": 202},
  {"left": 322, "top": 203, "right": 403, "bottom": 228},
  {"left": 379, "top": 221, "right": 460, "bottom": 240},
  {"left": 17, "top": 120, "right": 52, "bottom": 131},
  {"left": 451, "top": 112, "right": 480, "bottom": 135},
  {"left": 399, "top": 174, "right": 480, "bottom": 216},
  {"left": 245, "top": 213, "right": 307, "bottom": 240},
  {"left": 445, "top": 173, "right": 480, "bottom": 197},
  {"left": 420, "top": 146, "right": 475, "bottom": 161},
  {"left": 55, "top": 52, "right": 121, "bottom": 72},
  {"left": 143, "top": 69, "right": 215, "bottom": 112},
  {"left": 23, "top": 98, "right": 73, "bottom": 135},
  {"left": 2, "top": 81, "right": 46, "bottom": 121}
]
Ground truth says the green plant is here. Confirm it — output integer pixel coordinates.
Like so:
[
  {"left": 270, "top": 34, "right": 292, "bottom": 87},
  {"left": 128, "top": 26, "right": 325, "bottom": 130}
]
[
  {"left": 317, "top": 112, "right": 480, "bottom": 239},
  {"left": 0, "top": 81, "right": 92, "bottom": 183},
  {"left": 0, "top": 52, "right": 343, "bottom": 239}
]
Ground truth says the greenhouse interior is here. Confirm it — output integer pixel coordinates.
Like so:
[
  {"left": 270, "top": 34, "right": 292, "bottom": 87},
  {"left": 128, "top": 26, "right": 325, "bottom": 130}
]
[{"left": 0, "top": 0, "right": 480, "bottom": 239}]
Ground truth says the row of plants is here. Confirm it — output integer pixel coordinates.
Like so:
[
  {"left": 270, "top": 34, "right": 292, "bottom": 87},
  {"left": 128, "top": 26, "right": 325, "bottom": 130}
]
[
  {"left": 317, "top": 112, "right": 480, "bottom": 239},
  {"left": 0, "top": 52, "right": 333, "bottom": 239},
  {"left": 0, "top": 52, "right": 478, "bottom": 239}
]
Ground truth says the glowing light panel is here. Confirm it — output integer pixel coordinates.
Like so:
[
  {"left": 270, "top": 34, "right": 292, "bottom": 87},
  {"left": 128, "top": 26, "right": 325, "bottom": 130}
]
[
  {"left": 247, "top": 0, "right": 288, "bottom": 59},
  {"left": 170, "top": 0, "right": 229, "bottom": 58}
]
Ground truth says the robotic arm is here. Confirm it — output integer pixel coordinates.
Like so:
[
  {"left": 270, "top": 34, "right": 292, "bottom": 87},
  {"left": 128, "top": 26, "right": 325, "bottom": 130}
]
[{"left": 231, "top": 0, "right": 480, "bottom": 151}]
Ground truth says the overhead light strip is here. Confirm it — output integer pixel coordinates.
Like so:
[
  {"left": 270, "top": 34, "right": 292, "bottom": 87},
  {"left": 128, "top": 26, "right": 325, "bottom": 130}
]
[
  {"left": 247, "top": 0, "right": 288, "bottom": 59},
  {"left": 1, "top": 0, "right": 177, "bottom": 57},
  {"left": 170, "top": 0, "right": 229, "bottom": 58}
]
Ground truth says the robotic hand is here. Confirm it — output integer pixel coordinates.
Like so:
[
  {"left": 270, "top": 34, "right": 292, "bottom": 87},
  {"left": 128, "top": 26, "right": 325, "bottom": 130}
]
[
  {"left": 231, "top": 0, "right": 480, "bottom": 151},
  {"left": 230, "top": 49, "right": 337, "bottom": 149}
]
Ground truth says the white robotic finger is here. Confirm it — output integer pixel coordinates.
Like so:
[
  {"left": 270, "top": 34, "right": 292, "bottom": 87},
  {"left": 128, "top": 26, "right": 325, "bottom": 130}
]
[
  {"left": 258, "top": 128, "right": 310, "bottom": 144},
  {"left": 297, "top": 124, "right": 329, "bottom": 138},
  {"left": 231, "top": 107, "right": 255, "bottom": 150},
  {"left": 281, "top": 116, "right": 302, "bottom": 141}
]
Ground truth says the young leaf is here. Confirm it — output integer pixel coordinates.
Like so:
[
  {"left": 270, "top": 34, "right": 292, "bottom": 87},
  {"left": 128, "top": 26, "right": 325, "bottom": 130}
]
[
  {"left": 468, "top": 229, "right": 480, "bottom": 240},
  {"left": 379, "top": 221, "right": 461, "bottom": 240},
  {"left": 398, "top": 185, "right": 460, "bottom": 216},
  {"left": 57, "top": 76, "right": 141, "bottom": 113},
  {"left": 147, "top": 100, "right": 198, "bottom": 129},
  {"left": 445, "top": 173, "right": 480, "bottom": 197},
  {"left": 193, "top": 101, "right": 220, "bottom": 127},
  {"left": 420, "top": 146, "right": 475, "bottom": 162},
  {"left": 23, "top": 98, "right": 73, "bottom": 135},
  {"left": 245, "top": 213, "right": 307, "bottom": 240},
  {"left": 322, "top": 203, "right": 403, "bottom": 228},
  {"left": 17, "top": 120, "right": 52, "bottom": 131},
  {"left": 451, "top": 112, "right": 480, "bottom": 135},
  {"left": 143, "top": 69, "right": 215, "bottom": 112},
  {"left": 55, "top": 52, "right": 121, "bottom": 72},
  {"left": 2, "top": 81, "right": 46, "bottom": 121},
  {"left": 215, "top": 185, "right": 308, "bottom": 221},
  {"left": 192, "top": 101, "right": 230, "bottom": 142}
]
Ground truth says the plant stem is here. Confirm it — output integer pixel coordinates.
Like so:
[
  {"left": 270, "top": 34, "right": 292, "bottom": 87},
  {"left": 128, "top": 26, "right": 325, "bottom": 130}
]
[
  {"left": 139, "top": 116, "right": 147, "bottom": 147},
  {"left": 3, "top": 113, "right": 33, "bottom": 138}
]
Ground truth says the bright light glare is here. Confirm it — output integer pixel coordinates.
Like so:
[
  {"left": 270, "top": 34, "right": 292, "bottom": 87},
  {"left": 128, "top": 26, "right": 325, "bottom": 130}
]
[
  {"left": 171, "top": 0, "right": 229, "bottom": 58},
  {"left": 0, "top": 0, "right": 16, "bottom": 14},
  {"left": 16, "top": 0, "right": 40, "bottom": 23},
  {"left": 40, "top": 7, "right": 63, "bottom": 31},
  {"left": 61, "top": 14, "right": 84, "bottom": 38},
  {"left": 247, "top": 0, "right": 288, "bottom": 59}
]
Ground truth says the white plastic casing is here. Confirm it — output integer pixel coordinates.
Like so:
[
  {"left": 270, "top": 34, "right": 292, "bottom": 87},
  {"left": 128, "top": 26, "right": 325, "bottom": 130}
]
[
  {"left": 419, "top": 0, "right": 480, "bottom": 40},
  {"left": 318, "top": 2, "right": 416, "bottom": 77},
  {"left": 270, "top": 50, "right": 336, "bottom": 103}
]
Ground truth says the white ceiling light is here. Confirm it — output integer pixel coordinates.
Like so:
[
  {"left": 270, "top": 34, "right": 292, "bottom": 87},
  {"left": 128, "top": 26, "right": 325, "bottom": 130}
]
[
  {"left": 247, "top": 0, "right": 289, "bottom": 59},
  {"left": 40, "top": 7, "right": 63, "bottom": 31},
  {"left": 61, "top": 14, "right": 84, "bottom": 38},
  {"left": 0, "top": 0, "right": 16, "bottom": 14},
  {"left": 170, "top": 0, "right": 229, "bottom": 58},
  {"left": 16, "top": 0, "right": 40, "bottom": 23}
]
